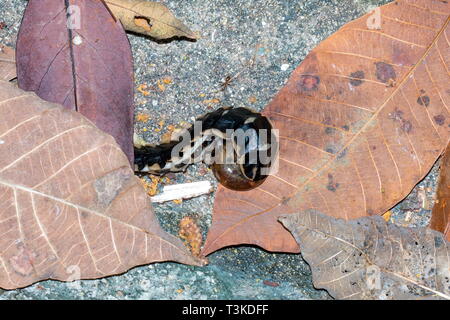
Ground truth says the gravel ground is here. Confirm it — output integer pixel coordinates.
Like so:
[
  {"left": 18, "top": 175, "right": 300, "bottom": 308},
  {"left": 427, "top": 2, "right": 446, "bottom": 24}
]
[{"left": 0, "top": 0, "right": 440, "bottom": 300}]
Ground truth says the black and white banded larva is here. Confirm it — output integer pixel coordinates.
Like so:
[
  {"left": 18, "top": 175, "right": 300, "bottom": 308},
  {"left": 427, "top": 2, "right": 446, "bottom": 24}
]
[{"left": 134, "top": 107, "right": 277, "bottom": 191}]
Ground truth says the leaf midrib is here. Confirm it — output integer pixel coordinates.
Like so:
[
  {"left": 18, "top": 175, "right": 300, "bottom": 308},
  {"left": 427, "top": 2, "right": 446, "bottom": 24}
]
[{"left": 0, "top": 177, "right": 188, "bottom": 257}]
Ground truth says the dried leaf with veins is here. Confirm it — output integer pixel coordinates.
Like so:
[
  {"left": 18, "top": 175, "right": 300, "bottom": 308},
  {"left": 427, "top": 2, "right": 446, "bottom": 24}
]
[
  {"left": 0, "top": 81, "right": 202, "bottom": 290},
  {"left": 279, "top": 210, "right": 450, "bottom": 300},
  {"left": 0, "top": 44, "right": 16, "bottom": 81},
  {"left": 430, "top": 142, "right": 450, "bottom": 241},
  {"left": 16, "top": 0, "right": 135, "bottom": 163},
  {"left": 104, "top": 0, "right": 198, "bottom": 40},
  {"left": 203, "top": 0, "right": 450, "bottom": 256}
]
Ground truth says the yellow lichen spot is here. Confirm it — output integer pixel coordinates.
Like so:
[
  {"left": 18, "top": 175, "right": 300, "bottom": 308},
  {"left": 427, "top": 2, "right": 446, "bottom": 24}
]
[
  {"left": 140, "top": 176, "right": 160, "bottom": 197},
  {"left": 199, "top": 93, "right": 206, "bottom": 98},
  {"left": 142, "top": 128, "right": 148, "bottom": 132},
  {"left": 178, "top": 216, "right": 202, "bottom": 256},
  {"left": 179, "top": 121, "right": 190, "bottom": 128},
  {"left": 382, "top": 210, "right": 392, "bottom": 222},
  {"left": 136, "top": 113, "right": 151, "bottom": 123},
  {"left": 173, "top": 199, "right": 183, "bottom": 205},
  {"left": 162, "top": 77, "right": 173, "bottom": 85},
  {"left": 161, "top": 177, "right": 171, "bottom": 184},
  {"left": 161, "top": 132, "right": 172, "bottom": 144},
  {"left": 157, "top": 80, "right": 166, "bottom": 92},
  {"left": 176, "top": 289, "right": 183, "bottom": 294},
  {"left": 203, "top": 98, "right": 220, "bottom": 105},
  {"left": 248, "top": 96, "right": 257, "bottom": 103},
  {"left": 160, "top": 124, "right": 177, "bottom": 144},
  {"left": 137, "top": 84, "right": 150, "bottom": 96}
]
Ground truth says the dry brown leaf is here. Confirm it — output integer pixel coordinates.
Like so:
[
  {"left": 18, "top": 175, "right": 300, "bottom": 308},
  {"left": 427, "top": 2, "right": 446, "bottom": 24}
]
[
  {"left": 430, "top": 142, "right": 450, "bottom": 241},
  {"left": 0, "top": 80, "right": 202, "bottom": 289},
  {"left": 203, "top": 0, "right": 450, "bottom": 256},
  {"left": 279, "top": 210, "right": 450, "bottom": 300},
  {"left": 0, "top": 44, "right": 16, "bottom": 81},
  {"left": 104, "top": 0, "right": 198, "bottom": 40}
]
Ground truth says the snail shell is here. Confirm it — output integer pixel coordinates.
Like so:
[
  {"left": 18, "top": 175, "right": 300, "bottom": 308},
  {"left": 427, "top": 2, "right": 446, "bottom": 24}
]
[{"left": 212, "top": 162, "right": 266, "bottom": 191}]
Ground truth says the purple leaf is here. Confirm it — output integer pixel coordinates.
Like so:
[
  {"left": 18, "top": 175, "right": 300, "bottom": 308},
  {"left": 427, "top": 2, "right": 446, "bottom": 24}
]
[{"left": 16, "top": 0, "right": 134, "bottom": 163}]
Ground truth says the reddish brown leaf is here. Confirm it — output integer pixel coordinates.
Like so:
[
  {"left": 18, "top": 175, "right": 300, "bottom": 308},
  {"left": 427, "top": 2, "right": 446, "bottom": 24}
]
[
  {"left": 0, "top": 80, "right": 202, "bottom": 290},
  {"left": 0, "top": 44, "right": 16, "bottom": 81},
  {"left": 16, "top": 0, "right": 134, "bottom": 163},
  {"left": 430, "top": 143, "right": 450, "bottom": 241},
  {"left": 203, "top": 0, "right": 450, "bottom": 256}
]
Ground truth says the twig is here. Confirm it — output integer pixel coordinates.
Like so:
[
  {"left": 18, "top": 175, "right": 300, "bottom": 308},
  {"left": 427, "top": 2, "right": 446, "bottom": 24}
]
[{"left": 150, "top": 181, "right": 213, "bottom": 203}]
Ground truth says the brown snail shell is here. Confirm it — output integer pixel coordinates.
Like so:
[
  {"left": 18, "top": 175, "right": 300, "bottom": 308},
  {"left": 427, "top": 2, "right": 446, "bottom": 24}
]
[
  {"left": 211, "top": 125, "right": 273, "bottom": 191},
  {"left": 212, "top": 162, "right": 266, "bottom": 191}
]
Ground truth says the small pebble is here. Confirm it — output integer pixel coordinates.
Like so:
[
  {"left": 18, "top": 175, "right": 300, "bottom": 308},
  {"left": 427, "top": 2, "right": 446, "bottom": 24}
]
[
  {"left": 280, "top": 64, "right": 290, "bottom": 71},
  {"left": 72, "top": 35, "right": 82, "bottom": 45}
]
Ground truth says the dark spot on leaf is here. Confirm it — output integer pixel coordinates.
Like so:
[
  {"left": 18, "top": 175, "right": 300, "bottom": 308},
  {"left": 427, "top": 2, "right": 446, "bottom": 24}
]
[
  {"left": 392, "top": 45, "right": 412, "bottom": 66},
  {"left": 325, "top": 127, "right": 335, "bottom": 135},
  {"left": 434, "top": 114, "right": 445, "bottom": 126},
  {"left": 417, "top": 95, "right": 430, "bottom": 107},
  {"left": 388, "top": 108, "right": 404, "bottom": 122},
  {"left": 337, "top": 148, "right": 348, "bottom": 160},
  {"left": 281, "top": 196, "right": 291, "bottom": 205},
  {"left": 327, "top": 173, "right": 339, "bottom": 192},
  {"left": 401, "top": 120, "right": 412, "bottom": 133},
  {"left": 342, "top": 125, "right": 350, "bottom": 131},
  {"left": 389, "top": 108, "right": 412, "bottom": 133},
  {"left": 297, "top": 75, "right": 320, "bottom": 91},
  {"left": 349, "top": 70, "right": 365, "bottom": 86},
  {"left": 375, "top": 62, "right": 396, "bottom": 84}
]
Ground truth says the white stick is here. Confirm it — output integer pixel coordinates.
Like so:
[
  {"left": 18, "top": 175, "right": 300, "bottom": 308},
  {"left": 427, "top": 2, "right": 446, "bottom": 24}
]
[{"left": 150, "top": 181, "right": 213, "bottom": 203}]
